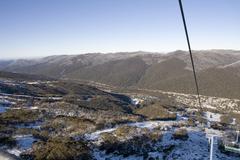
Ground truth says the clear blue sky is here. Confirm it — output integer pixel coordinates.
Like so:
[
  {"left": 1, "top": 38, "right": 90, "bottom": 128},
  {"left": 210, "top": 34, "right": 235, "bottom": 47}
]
[{"left": 0, "top": 0, "right": 239, "bottom": 59}]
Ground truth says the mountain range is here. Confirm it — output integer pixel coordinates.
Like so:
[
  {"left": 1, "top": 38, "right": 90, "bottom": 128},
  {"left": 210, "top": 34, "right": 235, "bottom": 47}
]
[{"left": 1, "top": 49, "right": 240, "bottom": 99}]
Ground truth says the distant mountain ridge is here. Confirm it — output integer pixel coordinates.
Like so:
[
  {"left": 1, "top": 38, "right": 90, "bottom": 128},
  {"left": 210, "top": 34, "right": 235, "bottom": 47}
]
[{"left": 1, "top": 50, "right": 240, "bottom": 99}]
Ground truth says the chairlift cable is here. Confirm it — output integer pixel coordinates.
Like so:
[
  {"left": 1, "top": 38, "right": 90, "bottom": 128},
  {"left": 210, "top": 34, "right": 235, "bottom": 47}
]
[
  {"left": 178, "top": 2, "right": 240, "bottom": 157},
  {"left": 178, "top": 0, "right": 202, "bottom": 111},
  {"left": 178, "top": 1, "right": 219, "bottom": 159}
]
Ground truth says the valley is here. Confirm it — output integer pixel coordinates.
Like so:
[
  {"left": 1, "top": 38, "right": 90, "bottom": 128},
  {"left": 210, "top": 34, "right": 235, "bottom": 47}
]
[{"left": 1, "top": 50, "right": 240, "bottom": 99}]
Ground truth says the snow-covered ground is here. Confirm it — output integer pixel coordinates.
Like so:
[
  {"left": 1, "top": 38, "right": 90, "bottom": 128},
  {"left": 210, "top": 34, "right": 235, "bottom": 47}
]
[
  {"left": 131, "top": 98, "right": 142, "bottom": 105},
  {"left": 205, "top": 111, "right": 222, "bottom": 122},
  {"left": 85, "top": 128, "right": 117, "bottom": 141},
  {"left": 0, "top": 92, "right": 63, "bottom": 102},
  {"left": 85, "top": 120, "right": 239, "bottom": 160},
  {"left": 0, "top": 104, "right": 9, "bottom": 113},
  {"left": 0, "top": 151, "right": 18, "bottom": 160},
  {"left": 137, "top": 88, "right": 240, "bottom": 113},
  {"left": 85, "top": 120, "right": 180, "bottom": 141},
  {"left": 0, "top": 99, "right": 41, "bottom": 157},
  {"left": 7, "top": 135, "right": 37, "bottom": 157},
  {"left": 0, "top": 90, "right": 239, "bottom": 159},
  {"left": 26, "top": 81, "right": 40, "bottom": 85},
  {"left": 16, "top": 121, "right": 42, "bottom": 129},
  {"left": 128, "top": 120, "right": 178, "bottom": 130},
  {"left": 0, "top": 99, "right": 14, "bottom": 105},
  {"left": 91, "top": 129, "right": 239, "bottom": 160},
  {"left": 161, "top": 130, "right": 237, "bottom": 160}
]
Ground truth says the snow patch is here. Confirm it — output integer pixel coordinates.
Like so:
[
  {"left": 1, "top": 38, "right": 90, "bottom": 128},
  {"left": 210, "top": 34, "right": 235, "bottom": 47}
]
[
  {"left": 205, "top": 111, "right": 221, "bottom": 122},
  {"left": 6, "top": 148, "right": 22, "bottom": 157}
]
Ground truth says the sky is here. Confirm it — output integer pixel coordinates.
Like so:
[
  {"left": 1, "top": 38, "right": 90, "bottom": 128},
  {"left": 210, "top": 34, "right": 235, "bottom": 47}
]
[{"left": 0, "top": 0, "right": 239, "bottom": 59}]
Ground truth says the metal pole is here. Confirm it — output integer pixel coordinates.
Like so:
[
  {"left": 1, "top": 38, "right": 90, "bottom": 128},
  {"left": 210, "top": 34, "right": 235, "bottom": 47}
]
[
  {"left": 236, "top": 131, "right": 239, "bottom": 143},
  {"left": 210, "top": 136, "right": 214, "bottom": 160}
]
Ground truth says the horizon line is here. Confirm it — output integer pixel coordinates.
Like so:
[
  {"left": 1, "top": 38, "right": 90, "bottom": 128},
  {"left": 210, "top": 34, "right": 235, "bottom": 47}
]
[{"left": 1, "top": 48, "right": 239, "bottom": 60}]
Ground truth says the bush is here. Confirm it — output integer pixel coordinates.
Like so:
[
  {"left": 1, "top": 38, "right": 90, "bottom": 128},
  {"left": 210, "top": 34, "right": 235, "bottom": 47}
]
[
  {"left": 210, "top": 122, "right": 225, "bottom": 130},
  {"left": 99, "top": 127, "right": 162, "bottom": 157},
  {"left": 147, "top": 131, "right": 162, "bottom": 142},
  {"left": 29, "top": 137, "right": 91, "bottom": 160},
  {"left": 187, "top": 118, "right": 196, "bottom": 127},
  {"left": 100, "top": 132, "right": 117, "bottom": 143},
  {"left": 32, "top": 130, "right": 49, "bottom": 141},
  {"left": 41, "top": 116, "right": 96, "bottom": 136},
  {"left": 173, "top": 128, "right": 188, "bottom": 140},
  {"left": 0, "top": 109, "right": 40, "bottom": 124},
  {"left": 0, "top": 136, "right": 16, "bottom": 147},
  {"left": 100, "top": 135, "right": 155, "bottom": 156},
  {"left": 115, "top": 126, "right": 139, "bottom": 138},
  {"left": 135, "top": 102, "right": 177, "bottom": 120}
]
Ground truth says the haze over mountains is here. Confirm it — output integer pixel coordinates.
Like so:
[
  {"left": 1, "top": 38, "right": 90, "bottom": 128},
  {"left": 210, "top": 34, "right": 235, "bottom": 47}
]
[{"left": 1, "top": 49, "right": 240, "bottom": 99}]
